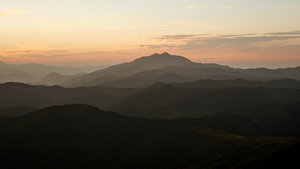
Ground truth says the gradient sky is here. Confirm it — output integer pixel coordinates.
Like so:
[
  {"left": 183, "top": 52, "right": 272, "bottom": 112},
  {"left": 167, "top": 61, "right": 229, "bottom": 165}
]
[{"left": 1, "top": 0, "right": 300, "bottom": 68}]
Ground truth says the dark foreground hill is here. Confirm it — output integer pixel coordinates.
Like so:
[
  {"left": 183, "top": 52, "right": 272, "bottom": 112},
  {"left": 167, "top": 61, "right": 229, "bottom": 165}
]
[
  {"left": 0, "top": 105, "right": 38, "bottom": 117},
  {"left": 232, "top": 141, "right": 300, "bottom": 169},
  {"left": 0, "top": 104, "right": 298, "bottom": 169}
]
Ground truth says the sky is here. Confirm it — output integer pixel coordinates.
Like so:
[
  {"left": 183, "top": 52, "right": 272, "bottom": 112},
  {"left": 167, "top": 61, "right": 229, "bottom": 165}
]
[{"left": 1, "top": 0, "right": 300, "bottom": 68}]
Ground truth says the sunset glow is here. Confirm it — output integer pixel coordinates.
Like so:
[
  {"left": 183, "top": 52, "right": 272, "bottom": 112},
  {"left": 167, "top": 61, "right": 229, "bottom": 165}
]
[{"left": 1, "top": 0, "right": 300, "bottom": 68}]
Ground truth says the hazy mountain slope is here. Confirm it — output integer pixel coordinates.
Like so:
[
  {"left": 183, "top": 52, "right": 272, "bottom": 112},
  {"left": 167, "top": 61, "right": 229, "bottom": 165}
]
[
  {"left": 113, "top": 86, "right": 300, "bottom": 118},
  {"left": 60, "top": 53, "right": 300, "bottom": 87},
  {"left": 0, "top": 104, "right": 298, "bottom": 169},
  {"left": 86, "top": 65, "right": 256, "bottom": 88},
  {"left": 238, "top": 67, "right": 300, "bottom": 80},
  {"left": 0, "top": 73, "right": 35, "bottom": 83},
  {"left": 170, "top": 78, "right": 300, "bottom": 89},
  {"left": 0, "top": 61, "right": 108, "bottom": 79},
  {"left": 99, "top": 69, "right": 196, "bottom": 88},
  {"left": 0, "top": 83, "right": 137, "bottom": 109},
  {"left": 42, "top": 72, "right": 86, "bottom": 86},
  {"left": 0, "top": 105, "right": 38, "bottom": 117},
  {"left": 161, "top": 66, "right": 253, "bottom": 79},
  {"left": 59, "top": 52, "right": 229, "bottom": 87}
]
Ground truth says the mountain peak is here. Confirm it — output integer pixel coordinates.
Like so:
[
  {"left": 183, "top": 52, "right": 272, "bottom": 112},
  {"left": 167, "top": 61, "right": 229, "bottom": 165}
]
[{"left": 133, "top": 52, "right": 193, "bottom": 65}]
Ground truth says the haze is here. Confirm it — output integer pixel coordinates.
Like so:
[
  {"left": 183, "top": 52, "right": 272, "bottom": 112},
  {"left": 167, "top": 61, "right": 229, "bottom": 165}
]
[{"left": 1, "top": 0, "right": 300, "bottom": 68}]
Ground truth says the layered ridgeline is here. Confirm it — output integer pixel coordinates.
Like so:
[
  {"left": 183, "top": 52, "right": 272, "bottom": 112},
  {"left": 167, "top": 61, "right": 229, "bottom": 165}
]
[
  {"left": 0, "top": 104, "right": 299, "bottom": 169},
  {"left": 1, "top": 79, "right": 300, "bottom": 118},
  {"left": 1, "top": 53, "right": 300, "bottom": 86},
  {"left": 0, "top": 61, "right": 108, "bottom": 84},
  {"left": 59, "top": 52, "right": 300, "bottom": 88}
]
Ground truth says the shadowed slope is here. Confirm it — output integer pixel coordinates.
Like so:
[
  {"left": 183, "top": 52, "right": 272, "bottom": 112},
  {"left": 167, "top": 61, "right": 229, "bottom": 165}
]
[
  {"left": 114, "top": 86, "right": 300, "bottom": 118},
  {"left": 0, "top": 104, "right": 298, "bottom": 169},
  {"left": 0, "top": 105, "right": 38, "bottom": 117},
  {"left": 0, "top": 83, "right": 137, "bottom": 109}
]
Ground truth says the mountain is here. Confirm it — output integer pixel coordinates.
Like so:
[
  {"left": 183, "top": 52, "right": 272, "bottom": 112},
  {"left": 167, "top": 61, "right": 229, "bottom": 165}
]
[
  {"left": 59, "top": 52, "right": 230, "bottom": 87},
  {"left": 59, "top": 52, "right": 300, "bottom": 88},
  {"left": 0, "top": 61, "right": 7, "bottom": 65},
  {"left": 228, "top": 101, "right": 300, "bottom": 136},
  {"left": 0, "top": 83, "right": 137, "bottom": 109},
  {"left": 99, "top": 69, "right": 196, "bottom": 88},
  {"left": 0, "top": 105, "right": 38, "bottom": 117},
  {"left": 1, "top": 79, "right": 300, "bottom": 117},
  {"left": 0, "top": 61, "right": 108, "bottom": 80},
  {"left": 232, "top": 141, "right": 300, "bottom": 169},
  {"left": 0, "top": 104, "right": 298, "bottom": 169},
  {"left": 113, "top": 85, "right": 300, "bottom": 118},
  {"left": 42, "top": 72, "right": 86, "bottom": 86},
  {"left": 170, "top": 78, "right": 300, "bottom": 89},
  {"left": 0, "top": 73, "right": 35, "bottom": 83}
]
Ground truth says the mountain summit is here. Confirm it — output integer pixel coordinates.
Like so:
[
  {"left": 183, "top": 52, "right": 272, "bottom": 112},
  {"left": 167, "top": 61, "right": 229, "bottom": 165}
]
[
  {"left": 132, "top": 52, "right": 194, "bottom": 68},
  {"left": 59, "top": 52, "right": 207, "bottom": 87}
]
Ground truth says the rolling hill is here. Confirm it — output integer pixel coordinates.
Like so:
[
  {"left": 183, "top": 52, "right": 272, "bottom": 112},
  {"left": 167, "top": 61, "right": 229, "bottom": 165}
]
[
  {"left": 0, "top": 82, "right": 137, "bottom": 109},
  {"left": 0, "top": 105, "right": 38, "bottom": 117},
  {"left": 113, "top": 85, "right": 300, "bottom": 118},
  {"left": 0, "top": 104, "right": 298, "bottom": 169}
]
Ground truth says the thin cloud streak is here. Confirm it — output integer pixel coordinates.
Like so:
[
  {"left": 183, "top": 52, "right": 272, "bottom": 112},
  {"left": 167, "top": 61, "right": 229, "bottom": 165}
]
[{"left": 265, "top": 30, "right": 300, "bottom": 35}]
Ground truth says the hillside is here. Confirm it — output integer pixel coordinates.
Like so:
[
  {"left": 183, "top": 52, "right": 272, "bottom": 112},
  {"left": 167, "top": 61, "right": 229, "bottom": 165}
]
[
  {"left": 0, "top": 73, "right": 35, "bottom": 84},
  {"left": 42, "top": 72, "right": 86, "bottom": 86},
  {"left": 113, "top": 85, "right": 300, "bottom": 118},
  {"left": 0, "top": 83, "right": 137, "bottom": 109},
  {"left": 0, "top": 105, "right": 38, "bottom": 117},
  {"left": 0, "top": 104, "right": 298, "bottom": 169},
  {"left": 229, "top": 101, "right": 300, "bottom": 136},
  {"left": 0, "top": 61, "right": 108, "bottom": 82}
]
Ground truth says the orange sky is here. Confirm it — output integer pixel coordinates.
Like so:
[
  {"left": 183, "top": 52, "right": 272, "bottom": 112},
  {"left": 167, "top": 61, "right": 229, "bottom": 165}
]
[{"left": 1, "top": 0, "right": 300, "bottom": 68}]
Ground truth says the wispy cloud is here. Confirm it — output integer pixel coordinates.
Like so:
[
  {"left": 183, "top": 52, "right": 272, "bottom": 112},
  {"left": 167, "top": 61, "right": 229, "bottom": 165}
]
[
  {"left": 138, "top": 30, "right": 300, "bottom": 64},
  {"left": 264, "top": 30, "right": 300, "bottom": 35},
  {"left": 150, "top": 34, "right": 208, "bottom": 42},
  {"left": 149, "top": 35, "right": 300, "bottom": 51},
  {"left": 0, "top": 9, "right": 32, "bottom": 16}
]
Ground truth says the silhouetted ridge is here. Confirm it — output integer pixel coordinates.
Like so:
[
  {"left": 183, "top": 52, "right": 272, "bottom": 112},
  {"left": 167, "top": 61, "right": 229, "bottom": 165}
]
[
  {"left": 30, "top": 104, "right": 116, "bottom": 117},
  {"left": 133, "top": 52, "right": 192, "bottom": 64},
  {"left": 232, "top": 141, "right": 300, "bottom": 169},
  {"left": 0, "top": 104, "right": 298, "bottom": 169},
  {"left": 0, "top": 105, "right": 38, "bottom": 117}
]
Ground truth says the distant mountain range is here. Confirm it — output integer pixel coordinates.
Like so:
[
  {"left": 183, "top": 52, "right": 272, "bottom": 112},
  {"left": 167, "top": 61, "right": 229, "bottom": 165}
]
[
  {"left": 1, "top": 53, "right": 300, "bottom": 168},
  {"left": 0, "top": 61, "right": 108, "bottom": 84},
  {"left": 58, "top": 52, "right": 300, "bottom": 88},
  {"left": 1, "top": 53, "right": 300, "bottom": 87},
  {"left": 1, "top": 78, "right": 300, "bottom": 119}
]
